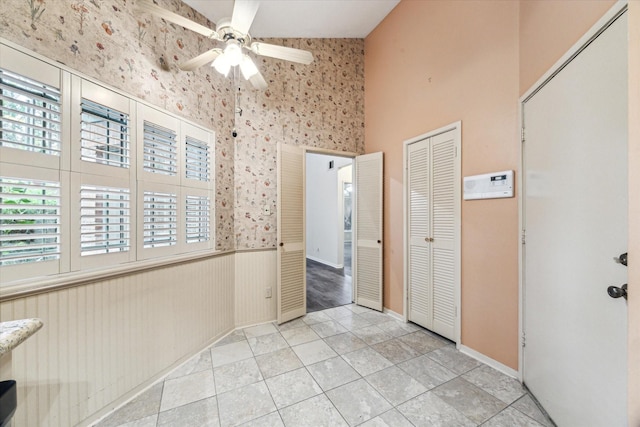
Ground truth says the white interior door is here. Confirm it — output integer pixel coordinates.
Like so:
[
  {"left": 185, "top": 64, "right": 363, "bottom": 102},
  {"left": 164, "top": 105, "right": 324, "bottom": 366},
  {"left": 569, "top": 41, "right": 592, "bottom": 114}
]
[
  {"left": 523, "top": 11, "right": 628, "bottom": 426},
  {"left": 277, "top": 143, "right": 306, "bottom": 323},
  {"left": 406, "top": 127, "right": 459, "bottom": 341},
  {"left": 353, "top": 152, "right": 383, "bottom": 311}
]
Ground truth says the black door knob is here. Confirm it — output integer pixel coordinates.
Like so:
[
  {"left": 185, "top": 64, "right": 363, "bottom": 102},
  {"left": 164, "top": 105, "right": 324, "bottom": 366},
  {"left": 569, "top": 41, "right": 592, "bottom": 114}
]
[
  {"left": 279, "top": 242, "right": 284, "bottom": 247},
  {"left": 614, "top": 252, "right": 628, "bottom": 266},
  {"left": 607, "top": 284, "right": 627, "bottom": 300}
]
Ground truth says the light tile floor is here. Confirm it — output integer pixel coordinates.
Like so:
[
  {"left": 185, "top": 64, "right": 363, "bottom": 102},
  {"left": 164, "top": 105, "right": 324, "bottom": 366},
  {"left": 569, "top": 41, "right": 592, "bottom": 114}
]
[{"left": 96, "top": 304, "right": 555, "bottom": 427}]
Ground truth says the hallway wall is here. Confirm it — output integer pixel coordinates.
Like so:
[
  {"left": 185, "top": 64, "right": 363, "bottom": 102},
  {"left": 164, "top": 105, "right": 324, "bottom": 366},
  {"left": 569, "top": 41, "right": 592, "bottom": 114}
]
[{"left": 306, "top": 154, "right": 352, "bottom": 267}]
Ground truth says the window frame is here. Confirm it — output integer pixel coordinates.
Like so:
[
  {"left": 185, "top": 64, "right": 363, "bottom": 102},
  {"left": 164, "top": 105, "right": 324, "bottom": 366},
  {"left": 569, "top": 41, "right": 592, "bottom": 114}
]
[
  {"left": 0, "top": 42, "right": 216, "bottom": 293},
  {"left": 0, "top": 162, "right": 69, "bottom": 282},
  {"left": 70, "top": 172, "right": 136, "bottom": 271},
  {"left": 0, "top": 44, "right": 70, "bottom": 172}
]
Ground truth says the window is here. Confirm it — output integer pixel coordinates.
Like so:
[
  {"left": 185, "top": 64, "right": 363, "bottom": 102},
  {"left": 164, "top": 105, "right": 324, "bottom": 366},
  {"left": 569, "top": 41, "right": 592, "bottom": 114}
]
[
  {"left": 0, "top": 176, "right": 61, "bottom": 265},
  {"left": 143, "top": 190, "right": 177, "bottom": 248},
  {"left": 0, "top": 68, "right": 62, "bottom": 156},
  {"left": 143, "top": 121, "right": 177, "bottom": 176},
  {"left": 185, "top": 194, "right": 210, "bottom": 244},
  {"left": 1, "top": 44, "right": 215, "bottom": 290},
  {"left": 81, "top": 99, "right": 130, "bottom": 168},
  {"left": 185, "top": 136, "right": 210, "bottom": 182},
  {"left": 80, "top": 185, "right": 130, "bottom": 256}
]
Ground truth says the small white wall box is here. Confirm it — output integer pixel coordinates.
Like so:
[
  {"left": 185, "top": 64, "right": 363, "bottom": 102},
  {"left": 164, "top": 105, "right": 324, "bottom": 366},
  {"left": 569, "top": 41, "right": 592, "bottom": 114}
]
[{"left": 463, "top": 170, "right": 514, "bottom": 200}]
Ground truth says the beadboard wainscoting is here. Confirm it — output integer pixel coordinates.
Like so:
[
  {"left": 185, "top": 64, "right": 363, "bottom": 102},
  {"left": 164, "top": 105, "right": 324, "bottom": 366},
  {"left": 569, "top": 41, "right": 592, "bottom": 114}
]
[
  {"left": 235, "top": 249, "right": 278, "bottom": 328},
  {"left": 0, "top": 252, "right": 235, "bottom": 426}
]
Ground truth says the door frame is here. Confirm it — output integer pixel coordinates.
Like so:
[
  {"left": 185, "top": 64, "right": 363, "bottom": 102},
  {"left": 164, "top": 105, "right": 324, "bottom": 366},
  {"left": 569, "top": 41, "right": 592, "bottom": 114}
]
[
  {"left": 301, "top": 146, "right": 357, "bottom": 310},
  {"left": 402, "top": 121, "right": 462, "bottom": 345},
  {"left": 337, "top": 162, "right": 353, "bottom": 272},
  {"left": 517, "top": 0, "right": 628, "bottom": 381}
]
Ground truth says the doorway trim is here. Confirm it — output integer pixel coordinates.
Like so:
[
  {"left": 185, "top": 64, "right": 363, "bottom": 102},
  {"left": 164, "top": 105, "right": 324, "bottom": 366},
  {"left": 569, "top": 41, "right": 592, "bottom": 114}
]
[
  {"left": 303, "top": 146, "right": 357, "bottom": 312},
  {"left": 402, "top": 121, "right": 461, "bottom": 345},
  {"left": 517, "top": 0, "right": 629, "bottom": 381},
  {"left": 337, "top": 163, "right": 353, "bottom": 272}
]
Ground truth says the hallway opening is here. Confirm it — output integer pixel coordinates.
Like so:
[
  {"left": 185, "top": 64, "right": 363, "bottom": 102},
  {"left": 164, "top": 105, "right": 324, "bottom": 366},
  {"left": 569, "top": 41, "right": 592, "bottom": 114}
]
[{"left": 305, "top": 153, "right": 354, "bottom": 312}]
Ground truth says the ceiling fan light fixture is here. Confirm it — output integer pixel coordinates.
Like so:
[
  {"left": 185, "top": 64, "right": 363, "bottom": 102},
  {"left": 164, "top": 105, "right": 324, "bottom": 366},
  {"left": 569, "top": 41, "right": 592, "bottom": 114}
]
[
  {"left": 240, "top": 55, "right": 258, "bottom": 80},
  {"left": 212, "top": 53, "right": 231, "bottom": 77},
  {"left": 224, "top": 40, "right": 243, "bottom": 66}
]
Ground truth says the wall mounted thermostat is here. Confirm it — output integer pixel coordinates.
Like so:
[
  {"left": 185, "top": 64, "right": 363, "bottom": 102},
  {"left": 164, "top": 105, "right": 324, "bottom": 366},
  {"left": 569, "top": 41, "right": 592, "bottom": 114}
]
[{"left": 463, "top": 170, "right": 514, "bottom": 200}]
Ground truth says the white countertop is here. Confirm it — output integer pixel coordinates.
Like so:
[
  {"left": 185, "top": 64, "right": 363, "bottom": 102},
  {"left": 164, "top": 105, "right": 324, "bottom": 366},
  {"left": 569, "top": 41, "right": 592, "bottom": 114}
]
[{"left": 0, "top": 318, "right": 43, "bottom": 357}]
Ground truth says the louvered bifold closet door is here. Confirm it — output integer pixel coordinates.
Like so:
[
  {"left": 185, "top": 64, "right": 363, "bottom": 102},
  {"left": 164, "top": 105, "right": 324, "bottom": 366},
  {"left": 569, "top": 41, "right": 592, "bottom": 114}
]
[
  {"left": 354, "top": 152, "right": 383, "bottom": 311},
  {"left": 430, "top": 131, "right": 456, "bottom": 340},
  {"left": 408, "top": 139, "right": 432, "bottom": 328},
  {"left": 277, "top": 143, "right": 306, "bottom": 324}
]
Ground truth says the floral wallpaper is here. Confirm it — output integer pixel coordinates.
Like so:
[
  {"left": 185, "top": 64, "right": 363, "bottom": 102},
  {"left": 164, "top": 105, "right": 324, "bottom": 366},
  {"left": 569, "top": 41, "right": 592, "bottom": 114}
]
[
  {"left": 0, "top": 0, "right": 365, "bottom": 251},
  {"left": 234, "top": 37, "right": 364, "bottom": 248}
]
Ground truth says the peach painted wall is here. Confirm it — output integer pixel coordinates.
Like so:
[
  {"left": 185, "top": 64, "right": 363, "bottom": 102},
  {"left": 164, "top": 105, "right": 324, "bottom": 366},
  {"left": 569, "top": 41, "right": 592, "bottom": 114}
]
[
  {"left": 365, "top": 0, "right": 520, "bottom": 368},
  {"left": 519, "top": 0, "right": 615, "bottom": 94},
  {"left": 628, "top": 2, "right": 640, "bottom": 423},
  {"left": 365, "top": 0, "right": 623, "bottom": 370}
]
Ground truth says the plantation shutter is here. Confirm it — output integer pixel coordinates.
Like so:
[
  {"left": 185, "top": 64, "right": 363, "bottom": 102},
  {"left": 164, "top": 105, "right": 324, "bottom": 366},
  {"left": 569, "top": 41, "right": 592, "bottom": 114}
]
[
  {"left": 0, "top": 68, "right": 62, "bottom": 156},
  {"left": 79, "top": 185, "right": 130, "bottom": 256},
  {"left": 185, "top": 194, "right": 210, "bottom": 244},
  {"left": 80, "top": 99, "right": 130, "bottom": 168},
  {"left": 143, "top": 122, "right": 177, "bottom": 176},
  {"left": 353, "top": 152, "right": 384, "bottom": 311},
  {"left": 185, "top": 136, "right": 210, "bottom": 183},
  {"left": 143, "top": 190, "right": 178, "bottom": 249},
  {"left": 0, "top": 176, "right": 61, "bottom": 265}
]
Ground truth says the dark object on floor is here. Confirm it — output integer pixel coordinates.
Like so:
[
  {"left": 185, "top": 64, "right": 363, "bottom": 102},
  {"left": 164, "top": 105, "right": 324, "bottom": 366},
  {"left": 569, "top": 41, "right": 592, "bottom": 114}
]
[{"left": 0, "top": 380, "right": 17, "bottom": 427}]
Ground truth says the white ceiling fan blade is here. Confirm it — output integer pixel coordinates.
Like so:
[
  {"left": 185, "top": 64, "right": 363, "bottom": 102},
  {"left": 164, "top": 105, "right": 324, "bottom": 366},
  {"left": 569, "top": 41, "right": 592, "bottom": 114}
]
[
  {"left": 250, "top": 42, "right": 314, "bottom": 65},
  {"left": 179, "top": 49, "right": 222, "bottom": 71},
  {"left": 249, "top": 70, "right": 268, "bottom": 91},
  {"left": 136, "top": 0, "right": 219, "bottom": 39},
  {"left": 231, "top": 0, "right": 260, "bottom": 35}
]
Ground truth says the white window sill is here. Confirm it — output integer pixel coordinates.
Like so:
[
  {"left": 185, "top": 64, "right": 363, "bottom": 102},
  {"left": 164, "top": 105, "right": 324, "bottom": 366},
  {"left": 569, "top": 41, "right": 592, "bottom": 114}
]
[{"left": 0, "top": 249, "right": 231, "bottom": 302}]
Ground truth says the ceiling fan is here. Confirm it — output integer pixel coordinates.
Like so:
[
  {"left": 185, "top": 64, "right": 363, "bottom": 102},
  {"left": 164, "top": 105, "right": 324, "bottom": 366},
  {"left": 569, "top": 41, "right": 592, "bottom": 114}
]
[{"left": 137, "top": 0, "right": 314, "bottom": 90}]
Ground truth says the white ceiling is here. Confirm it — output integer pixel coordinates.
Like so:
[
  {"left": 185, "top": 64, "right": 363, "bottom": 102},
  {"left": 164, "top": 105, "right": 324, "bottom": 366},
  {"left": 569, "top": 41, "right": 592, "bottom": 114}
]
[{"left": 182, "top": 0, "right": 400, "bottom": 38}]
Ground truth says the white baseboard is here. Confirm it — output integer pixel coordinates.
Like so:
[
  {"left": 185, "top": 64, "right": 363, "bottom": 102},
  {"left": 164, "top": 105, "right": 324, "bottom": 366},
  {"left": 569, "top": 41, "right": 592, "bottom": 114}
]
[
  {"left": 306, "top": 255, "right": 343, "bottom": 269},
  {"left": 89, "top": 327, "right": 233, "bottom": 426},
  {"left": 235, "top": 318, "right": 277, "bottom": 329},
  {"left": 458, "top": 344, "right": 520, "bottom": 380},
  {"left": 383, "top": 307, "right": 404, "bottom": 321}
]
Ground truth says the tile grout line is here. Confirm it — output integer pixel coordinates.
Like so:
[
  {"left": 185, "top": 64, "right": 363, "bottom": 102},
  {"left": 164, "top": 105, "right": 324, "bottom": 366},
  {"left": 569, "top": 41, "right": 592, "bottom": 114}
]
[{"left": 106, "top": 305, "right": 550, "bottom": 427}]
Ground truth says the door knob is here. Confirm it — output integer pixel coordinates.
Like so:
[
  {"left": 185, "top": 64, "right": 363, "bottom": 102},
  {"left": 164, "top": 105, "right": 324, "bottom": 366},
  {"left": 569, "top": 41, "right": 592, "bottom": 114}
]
[
  {"left": 279, "top": 242, "right": 284, "bottom": 247},
  {"left": 613, "top": 252, "right": 628, "bottom": 266},
  {"left": 607, "top": 284, "right": 627, "bottom": 300}
]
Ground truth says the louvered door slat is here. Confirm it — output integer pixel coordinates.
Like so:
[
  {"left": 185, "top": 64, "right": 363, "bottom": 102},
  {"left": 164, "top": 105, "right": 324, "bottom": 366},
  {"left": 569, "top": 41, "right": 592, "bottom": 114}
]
[
  {"left": 277, "top": 143, "right": 306, "bottom": 323},
  {"left": 408, "top": 139, "right": 431, "bottom": 328},
  {"left": 432, "top": 137, "right": 455, "bottom": 242},
  {"left": 354, "top": 152, "right": 383, "bottom": 311}
]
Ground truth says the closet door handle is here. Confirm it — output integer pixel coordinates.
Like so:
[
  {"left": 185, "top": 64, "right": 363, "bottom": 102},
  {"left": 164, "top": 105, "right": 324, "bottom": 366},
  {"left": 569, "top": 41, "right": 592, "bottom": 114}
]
[{"left": 424, "top": 237, "right": 434, "bottom": 242}]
